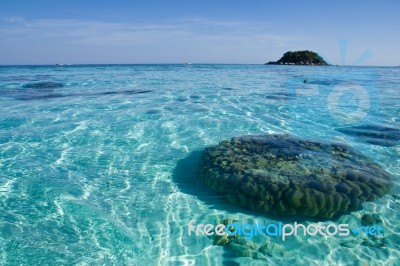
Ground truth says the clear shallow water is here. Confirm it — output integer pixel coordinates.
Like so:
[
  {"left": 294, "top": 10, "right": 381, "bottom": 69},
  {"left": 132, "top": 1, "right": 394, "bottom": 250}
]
[{"left": 0, "top": 64, "right": 399, "bottom": 265}]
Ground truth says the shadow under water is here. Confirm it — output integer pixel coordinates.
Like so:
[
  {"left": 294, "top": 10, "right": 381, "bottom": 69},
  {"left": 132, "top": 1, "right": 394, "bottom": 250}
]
[{"left": 173, "top": 150, "right": 228, "bottom": 209}]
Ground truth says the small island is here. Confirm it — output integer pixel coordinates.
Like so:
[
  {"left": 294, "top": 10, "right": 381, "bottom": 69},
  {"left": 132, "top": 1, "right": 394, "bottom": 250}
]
[{"left": 266, "top": 50, "right": 328, "bottom": 65}]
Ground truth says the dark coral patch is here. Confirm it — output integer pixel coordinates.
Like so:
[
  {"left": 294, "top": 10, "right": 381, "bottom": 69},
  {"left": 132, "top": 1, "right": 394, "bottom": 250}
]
[
  {"left": 336, "top": 124, "right": 400, "bottom": 147},
  {"left": 22, "top": 82, "right": 64, "bottom": 89}
]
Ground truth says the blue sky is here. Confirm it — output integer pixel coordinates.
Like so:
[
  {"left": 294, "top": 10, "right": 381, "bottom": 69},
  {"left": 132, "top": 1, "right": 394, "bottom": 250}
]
[{"left": 0, "top": 0, "right": 399, "bottom": 65}]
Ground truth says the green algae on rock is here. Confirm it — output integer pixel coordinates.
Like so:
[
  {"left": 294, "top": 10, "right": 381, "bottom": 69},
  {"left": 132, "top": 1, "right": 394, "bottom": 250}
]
[{"left": 198, "top": 134, "right": 391, "bottom": 219}]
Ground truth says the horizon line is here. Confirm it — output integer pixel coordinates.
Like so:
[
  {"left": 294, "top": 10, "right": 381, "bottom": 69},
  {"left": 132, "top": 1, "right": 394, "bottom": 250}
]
[{"left": 0, "top": 63, "right": 398, "bottom": 67}]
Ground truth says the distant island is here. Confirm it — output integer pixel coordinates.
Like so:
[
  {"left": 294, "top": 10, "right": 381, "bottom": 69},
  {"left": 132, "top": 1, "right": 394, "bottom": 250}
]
[{"left": 266, "top": 50, "right": 328, "bottom": 65}]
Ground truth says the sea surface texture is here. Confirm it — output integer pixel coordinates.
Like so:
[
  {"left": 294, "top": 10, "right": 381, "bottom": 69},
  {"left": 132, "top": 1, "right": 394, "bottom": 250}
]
[{"left": 0, "top": 65, "right": 399, "bottom": 265}]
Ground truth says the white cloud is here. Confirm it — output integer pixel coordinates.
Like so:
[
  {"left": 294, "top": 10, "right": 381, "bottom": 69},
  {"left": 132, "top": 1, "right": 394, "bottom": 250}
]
[{"left": 1, "top": 17, "right": 296, "bottom": 44}]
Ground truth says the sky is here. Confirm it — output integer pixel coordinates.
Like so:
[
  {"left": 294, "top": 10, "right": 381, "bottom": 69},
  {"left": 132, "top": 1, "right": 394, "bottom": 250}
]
[{"left": 0, "top": 0, "right": 399, "bottom": 65}]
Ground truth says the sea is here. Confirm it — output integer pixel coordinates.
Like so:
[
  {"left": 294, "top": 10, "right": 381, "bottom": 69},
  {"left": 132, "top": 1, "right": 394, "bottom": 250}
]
[{"left": 0, "top": 64, "right": 399, "bottom": 265}]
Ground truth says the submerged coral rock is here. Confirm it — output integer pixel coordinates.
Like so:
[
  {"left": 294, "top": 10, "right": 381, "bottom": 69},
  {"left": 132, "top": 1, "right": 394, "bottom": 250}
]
[
  {"left": 361, "top": 214, "right": 376, "bottom": 226},
  {"left": 198, "top": 134, "right": 391, "bottom": 219},
  {"left": 336, "top": 124, "right": 400, "bottom": 147},
  {"left": 22, "top": 82, "right": 64, "bottom": 89}
]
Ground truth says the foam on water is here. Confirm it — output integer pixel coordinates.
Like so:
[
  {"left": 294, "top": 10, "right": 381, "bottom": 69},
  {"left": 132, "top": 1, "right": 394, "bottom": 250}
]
[{"left": 0, "top": 64, "right": 399, "bottom": 265}]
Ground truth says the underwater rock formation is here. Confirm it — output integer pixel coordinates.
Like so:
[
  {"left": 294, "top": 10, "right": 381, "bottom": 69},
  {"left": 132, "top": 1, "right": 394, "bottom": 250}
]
[
  {"left": 22, "top": 81, "right": 64, "bottom": 89},
  {"left": 361, "top": 214, "right": 376, "bottom": 226},
  {"left": 198, "top": 134, "right": 391, "bottom": 219},
  {"left": 336, "top": 124, "right": 400, "bottom": 147},
  {"left": 2, "top": 83, "right": 151, "bottom": 101}
]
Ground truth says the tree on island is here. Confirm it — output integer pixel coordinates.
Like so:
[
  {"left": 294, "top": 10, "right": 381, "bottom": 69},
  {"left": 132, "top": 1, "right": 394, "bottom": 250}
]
[{"left": 266, "top": 50, "right": 328, "bottom": 65}]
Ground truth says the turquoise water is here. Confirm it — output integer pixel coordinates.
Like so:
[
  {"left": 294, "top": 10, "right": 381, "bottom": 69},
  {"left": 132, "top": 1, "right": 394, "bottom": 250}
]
[{"left": 0, "top": 65, "right": 399, "bottom": 265}]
